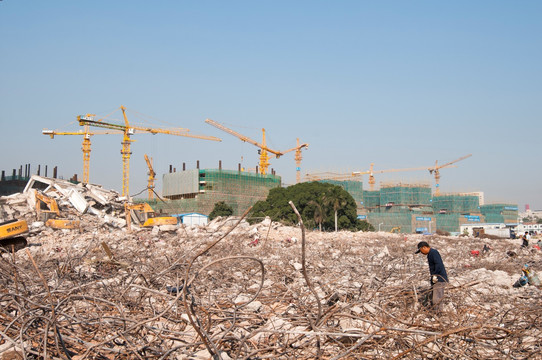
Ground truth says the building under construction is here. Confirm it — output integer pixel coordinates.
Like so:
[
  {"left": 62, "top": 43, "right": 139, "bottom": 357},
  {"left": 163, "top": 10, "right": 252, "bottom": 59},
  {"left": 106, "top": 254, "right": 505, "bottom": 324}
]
[
  {"left": 149, "top": 168, "right": 281, "bottom": 216},
  {"left": 317, "top": 180, "right": 518, "bottom": 234}
]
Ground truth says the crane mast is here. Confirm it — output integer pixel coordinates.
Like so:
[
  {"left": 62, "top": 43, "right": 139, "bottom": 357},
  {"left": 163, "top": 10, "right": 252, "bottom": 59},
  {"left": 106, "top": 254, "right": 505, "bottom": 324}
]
[
  {"left": 295, "top": 139, "right": 303, "bottom": 184},
  {"left": 259, "top": 128, "right": 270, "bottom": 174},
  {"left": 278, "top": 138, "right": 309, "bottom": 184}
]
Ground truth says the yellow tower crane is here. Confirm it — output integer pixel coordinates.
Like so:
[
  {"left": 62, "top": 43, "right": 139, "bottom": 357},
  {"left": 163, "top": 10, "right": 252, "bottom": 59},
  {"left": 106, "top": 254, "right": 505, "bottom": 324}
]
[
  {"left": 205, "top": 119, "right": 281, "bottom": 175},
  {"left": 277, "top": 138, "right": 309, "bottom": 183},
  {"left": 205, "top": 119, "right": 308, "bottom": 177},
  {"left": 428, "top": 154, "right": 472, "bottom": 196},
  {"left": 42, "top": 122, "right": 122, "bottom": 184},
  {"left": 78, "top": 106, "right": 221, "bottom": 197},
  {"left": 144, "top": 154, "right": 156, "bottom": 200}
]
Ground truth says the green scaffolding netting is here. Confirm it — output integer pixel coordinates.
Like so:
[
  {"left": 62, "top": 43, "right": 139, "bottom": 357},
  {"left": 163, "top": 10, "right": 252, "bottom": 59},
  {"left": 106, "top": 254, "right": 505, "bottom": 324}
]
[
  {"left": 432, "top": 195, "right": 480, "bottom": 214},
  {"left": 320, "top": 180, "right": 364, "bottom": 206},
  {"left": 150, "top": 169, "right": 281, "bottom": 216}
]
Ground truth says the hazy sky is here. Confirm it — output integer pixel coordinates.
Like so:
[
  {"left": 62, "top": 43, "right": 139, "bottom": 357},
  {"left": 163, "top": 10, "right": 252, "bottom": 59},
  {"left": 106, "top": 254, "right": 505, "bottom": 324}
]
[{"left": 1, "top": 1, "right": 540, "bottom": 208}]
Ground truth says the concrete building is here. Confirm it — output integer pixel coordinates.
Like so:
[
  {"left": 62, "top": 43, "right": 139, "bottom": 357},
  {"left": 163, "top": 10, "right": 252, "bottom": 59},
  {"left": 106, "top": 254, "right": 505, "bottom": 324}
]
[{"left": 150, "top": 168, "right": 281, "bottom": 216}]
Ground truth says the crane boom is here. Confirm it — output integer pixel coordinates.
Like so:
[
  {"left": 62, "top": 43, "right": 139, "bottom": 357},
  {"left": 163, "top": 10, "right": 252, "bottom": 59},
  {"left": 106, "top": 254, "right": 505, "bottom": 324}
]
[
  {"left": 80, "top": 118, "right": 220, "bottom": 141},
  {"left": 42, "top": 129, "right": 123, "bottom": 138},
  {"left": 204, "top": 119, "right": 282, "bottom": 156},
  {"left": 432, "top": 153, "right": 472, "bottom": 171},
  {"left": 278, "top": 141, "right": 309, "bottom": 157},
  {"left": 205, "top": 118, "right": 283, "bottom": 175}
]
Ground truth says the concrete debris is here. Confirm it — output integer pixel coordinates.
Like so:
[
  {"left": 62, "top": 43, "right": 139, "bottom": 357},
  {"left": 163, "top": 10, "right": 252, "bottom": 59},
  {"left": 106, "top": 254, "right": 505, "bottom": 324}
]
[{"left": 0, "top": 178, "right": 541, "bottom": 359}]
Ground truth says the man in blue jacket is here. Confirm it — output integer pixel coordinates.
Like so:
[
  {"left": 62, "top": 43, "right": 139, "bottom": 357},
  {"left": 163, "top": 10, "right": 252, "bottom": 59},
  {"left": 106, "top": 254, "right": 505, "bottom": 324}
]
[{"left": 416, "top": 241, "right": 448, "bottom": 312}]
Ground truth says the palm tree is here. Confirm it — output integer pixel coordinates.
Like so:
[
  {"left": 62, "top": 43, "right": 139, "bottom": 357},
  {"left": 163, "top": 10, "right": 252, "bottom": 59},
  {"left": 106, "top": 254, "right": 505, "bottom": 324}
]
[
  {"left": 323, "top": 188, "right": 348, "bottom": 232},
  {"left": 308, "top": 200, "right": 324, "bottom": 231}
]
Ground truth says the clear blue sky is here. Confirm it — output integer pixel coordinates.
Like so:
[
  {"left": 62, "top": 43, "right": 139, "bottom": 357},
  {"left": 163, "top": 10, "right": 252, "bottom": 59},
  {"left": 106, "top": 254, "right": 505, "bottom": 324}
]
[{"left": 1, "top": 1, "right": 540, "bottom": 208}]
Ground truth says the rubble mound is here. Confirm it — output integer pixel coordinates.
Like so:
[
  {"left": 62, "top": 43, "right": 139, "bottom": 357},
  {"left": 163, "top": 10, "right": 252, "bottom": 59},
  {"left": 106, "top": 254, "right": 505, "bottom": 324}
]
[{"left": 0, "top": 177, "right": 541, "bottom": 359}]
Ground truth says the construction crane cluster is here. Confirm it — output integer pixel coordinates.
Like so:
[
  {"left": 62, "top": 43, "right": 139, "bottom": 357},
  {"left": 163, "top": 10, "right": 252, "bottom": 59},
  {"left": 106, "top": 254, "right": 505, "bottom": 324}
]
[
  {"left": 305, "top": 154, "right": 472, "bottom": 195},
  {"left": 43, "top": 104, "right": 472, "bottom": 199},
  {"left": 77, "top": 106, "right": 221, "bottom": 196},
  {"left": 44, "top": 106, "right": 221, "bottom": 197}
]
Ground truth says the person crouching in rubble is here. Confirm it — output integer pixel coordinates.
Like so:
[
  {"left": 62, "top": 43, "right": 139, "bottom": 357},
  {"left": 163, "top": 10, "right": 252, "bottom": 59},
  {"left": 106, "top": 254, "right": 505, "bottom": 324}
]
[
  {"left": 415, "top": 241, "right": 448, "bottom": 313},
  {"left": 513, "top": 264, "right": 541, "bottom": 288}
]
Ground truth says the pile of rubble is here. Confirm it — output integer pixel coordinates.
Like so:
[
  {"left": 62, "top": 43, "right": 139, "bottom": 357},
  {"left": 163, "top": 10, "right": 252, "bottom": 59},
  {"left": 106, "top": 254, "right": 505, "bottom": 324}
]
[
  {"left": 0, "top": 175, "right": 128, "bottom": 230},
  {"left": 1, "top": 177, "right": 541, "bottom": 359}
]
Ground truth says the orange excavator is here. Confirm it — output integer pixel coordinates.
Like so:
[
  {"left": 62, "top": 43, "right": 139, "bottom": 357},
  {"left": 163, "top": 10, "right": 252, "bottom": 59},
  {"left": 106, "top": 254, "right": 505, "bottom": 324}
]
[
  {"left": 0, "top": 219, "right": 29, "bottom": 251},
  {"left": 34, "top": 190, "right": 80, "bottom": 230},
  {"left": 124, "top": 202, "right": 177, "bottom": 231}
]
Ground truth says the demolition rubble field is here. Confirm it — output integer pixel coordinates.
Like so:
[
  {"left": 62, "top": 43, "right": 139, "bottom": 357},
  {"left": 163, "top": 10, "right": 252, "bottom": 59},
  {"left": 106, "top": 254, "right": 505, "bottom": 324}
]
[{"left": 1, "top": 178, "right": 541, "bottom": 359}]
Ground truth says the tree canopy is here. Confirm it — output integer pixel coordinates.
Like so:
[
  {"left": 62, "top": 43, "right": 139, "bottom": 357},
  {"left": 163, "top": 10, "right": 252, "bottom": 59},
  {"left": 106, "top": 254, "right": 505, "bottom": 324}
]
[
  {"left": 208, "top": 201, "right": 234, "bottom": 220},
  {"left": 249, "top": 182, "right": 374, "bottom": 232}
]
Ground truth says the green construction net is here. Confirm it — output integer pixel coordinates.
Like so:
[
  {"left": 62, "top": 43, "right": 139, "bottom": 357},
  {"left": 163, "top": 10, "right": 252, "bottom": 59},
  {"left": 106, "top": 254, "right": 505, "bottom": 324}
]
[
  {"left": 151, "top": 169, "right": 281, "bottom": 216},
  {"left": 432, "top": 195, "right": 480, "bottom": 214},
  {"left": 362, "top": 190, "right": 380, "bottom": 210},
  {"left": 320, "top": 180, "right": 364, "bottom": 207},
  {"left": 480, "top": 204, "right": 519, "bottom": 224}
]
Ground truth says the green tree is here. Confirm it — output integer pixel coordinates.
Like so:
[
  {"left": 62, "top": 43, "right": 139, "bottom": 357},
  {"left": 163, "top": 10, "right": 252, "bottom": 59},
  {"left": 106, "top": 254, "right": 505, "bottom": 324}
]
[
  {"left": 208, "top": 201, "right": 233, "bottom": 220},
  {"left": 248, "top": 182, "right": 365, "bottom": 232},
  {"left": 356, "top": 220, "right": 375, "bottom": 232}
]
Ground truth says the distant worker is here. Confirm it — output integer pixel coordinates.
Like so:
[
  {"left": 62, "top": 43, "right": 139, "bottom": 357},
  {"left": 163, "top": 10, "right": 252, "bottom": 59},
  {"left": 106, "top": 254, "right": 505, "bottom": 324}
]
[
  {"left": 482, "top": 244, "right": 492, "bottom": 254},
  {"left": 415, "top": 241, "right": 448, "bottom": 313},
  {"left": 521, "top": 232, "right": 530, "bottom": 248}
]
